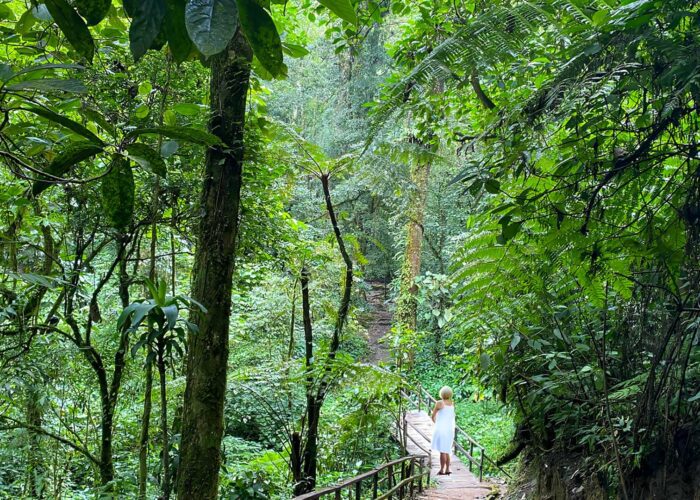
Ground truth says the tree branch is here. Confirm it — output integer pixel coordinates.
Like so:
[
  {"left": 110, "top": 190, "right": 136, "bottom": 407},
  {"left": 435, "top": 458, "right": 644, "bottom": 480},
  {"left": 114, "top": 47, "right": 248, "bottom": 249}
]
[{"left": 0, "top": 416, "right": 100, "bottom": 465}]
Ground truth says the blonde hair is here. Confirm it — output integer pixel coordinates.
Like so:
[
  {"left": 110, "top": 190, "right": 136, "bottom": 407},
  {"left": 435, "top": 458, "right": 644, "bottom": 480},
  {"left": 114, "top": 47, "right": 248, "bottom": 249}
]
[{"left": 439, "top": 386, "right": 453, "bottom": 400}]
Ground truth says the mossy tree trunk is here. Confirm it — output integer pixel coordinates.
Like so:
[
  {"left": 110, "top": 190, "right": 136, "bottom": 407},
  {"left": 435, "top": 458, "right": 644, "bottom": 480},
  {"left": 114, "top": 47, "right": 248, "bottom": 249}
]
[
  {"left": 176, "top": 32, "right": 252, "bottom": 500},
  {"left": 395, "top": 146, "right": 431, "bottom": 365}
]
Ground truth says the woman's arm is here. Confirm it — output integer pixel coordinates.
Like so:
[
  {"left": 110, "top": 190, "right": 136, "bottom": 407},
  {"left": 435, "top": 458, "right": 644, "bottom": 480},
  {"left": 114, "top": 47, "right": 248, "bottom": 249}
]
[{"left": 431, "top": 401, "right": 443, "bottom": 423}]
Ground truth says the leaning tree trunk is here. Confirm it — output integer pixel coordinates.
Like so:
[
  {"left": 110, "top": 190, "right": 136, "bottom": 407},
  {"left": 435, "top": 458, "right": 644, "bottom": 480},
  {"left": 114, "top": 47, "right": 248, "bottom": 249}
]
[
  {"left": 395, "top": 148, "right": 431, "bottom": 365},
  {"left": 176, "top": 32, "right": 252, "bottom": 500}
]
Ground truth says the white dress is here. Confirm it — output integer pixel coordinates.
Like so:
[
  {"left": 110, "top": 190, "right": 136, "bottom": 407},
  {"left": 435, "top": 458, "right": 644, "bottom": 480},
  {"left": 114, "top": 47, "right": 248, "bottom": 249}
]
[{"left": 431, "top": 403, "right": 455, "bottom": 453}]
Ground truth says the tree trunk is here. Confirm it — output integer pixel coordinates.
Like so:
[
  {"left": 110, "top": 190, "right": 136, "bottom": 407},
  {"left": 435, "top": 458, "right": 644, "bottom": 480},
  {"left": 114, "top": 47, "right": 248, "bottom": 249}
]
[
  {"left": 157, "top": 337, "right": 170, "bottom": 499},
  {"left": 301, "top": 400, "right": 321, "bottom": 493},
  {"left": 176, "top": 32, "right": 252, "bottom": 500},
  {"left": 138, "top": 351, "right": 153, "bottom": 499},
  {"left": 295, "top": 269, "right": 316, "bottom": 495},
  {"left": 290, "top": 431, "right": 302, "bottom": 487},
  {"left": 99, "top": 391, "right": 115, "bottom": 485},
  {"left": 25, "top": 384, "right": 43, "bottom": 498},
  {"left": 395, "top": 152, "right": 431, "bottom": 362},
  {"left": 319, "top": 174, "right": 353, "bottom": 364},
  {"left": 140, "top": 176, "right": 159, "bottom": 498}
]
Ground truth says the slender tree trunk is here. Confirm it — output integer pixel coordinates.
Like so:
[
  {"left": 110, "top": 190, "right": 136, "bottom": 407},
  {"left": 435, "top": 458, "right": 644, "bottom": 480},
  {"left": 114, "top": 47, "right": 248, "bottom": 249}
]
[
  {"left": 25, "top": 384, "right": 43, "bottom": 498},
  {"left": 98, "top": 389, "right": 115, "bottom": 485},
  {"left": 301, "top": 400, "right": 321, "bottom": 493},
  {"left": 24, "top": 221, "right": 54, "bottom": 498},
  {"left": 139, "top": 163, "right": 160, "bottom": 499},
  {"left": 177, "top": 33, "right": 252, "bottom": 500},
  {"left": 286, "top": 280, "right": 297, "bottom": 413},
  {"left": 295, "top": 268, "right": 316, "bottom": 495},
  {"left": 157, "top": 337, "right": 170, "bottom": 499},
  {"left": 290, "top": 431, "right": 302, "bottom": 487},
  {"left": 138, "top": 353, "right": 153, "bottom": 499},
  {"left": 319, "top": 174, "right": 353, "bottom": 360}
]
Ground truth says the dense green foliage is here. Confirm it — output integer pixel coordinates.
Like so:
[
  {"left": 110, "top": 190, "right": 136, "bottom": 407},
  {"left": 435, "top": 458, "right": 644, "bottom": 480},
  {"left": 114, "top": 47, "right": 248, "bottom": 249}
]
[
  {"left": 378, "top": 0, "right": 700, "bottom": 495},
  {"left": 1, "top": 0, "right": 699, "bottom": 498}
]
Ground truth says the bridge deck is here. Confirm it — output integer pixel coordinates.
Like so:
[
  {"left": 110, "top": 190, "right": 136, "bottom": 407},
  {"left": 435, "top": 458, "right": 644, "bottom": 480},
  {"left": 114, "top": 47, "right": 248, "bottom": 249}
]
[{"left": 402, "top": 410, "right": 497, "bottom": 499}]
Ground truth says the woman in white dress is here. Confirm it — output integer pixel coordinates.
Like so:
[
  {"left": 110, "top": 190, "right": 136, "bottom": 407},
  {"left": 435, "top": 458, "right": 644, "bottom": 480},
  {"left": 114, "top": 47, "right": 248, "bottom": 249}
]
[{"left": 431, "top": 386, "right": 455, "bottom": 475}]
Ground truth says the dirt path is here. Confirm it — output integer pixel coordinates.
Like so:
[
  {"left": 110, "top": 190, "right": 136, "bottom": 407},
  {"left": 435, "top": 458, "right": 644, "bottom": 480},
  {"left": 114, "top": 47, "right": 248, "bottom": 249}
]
[{"left": 364, "top": 281, "right": 392, "bottom": 364}]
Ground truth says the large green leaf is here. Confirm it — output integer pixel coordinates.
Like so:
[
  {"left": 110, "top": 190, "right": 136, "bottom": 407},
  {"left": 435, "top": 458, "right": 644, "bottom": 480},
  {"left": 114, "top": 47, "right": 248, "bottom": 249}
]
[
  {"left": 43, "top": 0, "right": 95, "bottom": 61},
  {"left": 7, "top": 78, "right": 87, "bottom": 93},
  {"left": 15, "top": 10, "right": 36, "bottom": 34},
  {"left": 0, "top": 64, "right": 13, "bottom": 82},
  {"left": 317, "top": 0, "right": 357, "bottom": 25},
  {"left": 129, "top": 0, "right": 166, "bottom": 61},
  {"left": 162, "top": 304, "right": 178, "bottom": 330},
  {"left": 282, "top": 42, "right": 309, "bottom": 58},
  {"left": 130, "top": 302, "right": 156, "bottom": 329},
  {"left": 80, "top": 107, "right": 117, "bottom": 137},
  {"left": 237, "top": 0, "right": 285, "bottom": 77},
  {"left": 119, "top": 302, "right": 156, "bottom": 332},
  {"left": 184, "top": 0, "right": 238, "bottom": 57},
  {"left": 23, "top": 107, "right": 104, "bottom": 145},
  {"left": 9, "top": 63, "right": 85, "bottom": 80},
  {"left": 101, "top": 157, "right": 135, "bottom": 229},
  {"left": 125, "top": 142, "right": 167, "bottom": 177},
  {"left": 32, "top": 142, "right": 104, "bottom": 196},
  {"left": 125, "top": 126, "right": 221, "bottom": 146},
  {"left": 73, "top": 0, "right": 111, "bottom": 25},
  {"left": 164, "top": 0, "right": 193, "bottom": 63}
]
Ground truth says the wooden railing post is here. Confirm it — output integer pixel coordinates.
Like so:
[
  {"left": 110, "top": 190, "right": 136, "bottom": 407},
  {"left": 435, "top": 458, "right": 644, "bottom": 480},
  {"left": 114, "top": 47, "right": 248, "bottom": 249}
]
[
  {"left": 479, "top": 449, "right": 484, "bottom": 482},
  {"left": 427, "top": 456, "right": 431, "bottom": 486},
  {"left": 387, "top": 463, "right": 394, "bottom": 499},
  {"left": 469, "top": 442, "right": 474, "bottom": 471},
  {"left": 355, "top": 480, "right": 361, "bottom": 500},
  {"left": 402, "top": 413, "right": 407, "bottom": 452},
  {"left": 408, "top": 458, "right": 415, "bottom": 497},
  {"left": 372, "top": 472, "right": 378, "bottom": 498},
  {"left": 398, "top": 461, "right": 406, "bottom": 500},
  {"left": 454, "top": 425, "right": 458, "bottom": 454},
  {"left": 335, "top": 489, "right": 341, "bottom": 500},
  {"left": 419, "top": 457, "right": 425, "bottom": 492}
]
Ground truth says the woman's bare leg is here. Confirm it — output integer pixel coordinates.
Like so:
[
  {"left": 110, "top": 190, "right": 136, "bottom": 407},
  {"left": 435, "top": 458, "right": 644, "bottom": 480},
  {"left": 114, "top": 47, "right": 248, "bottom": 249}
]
[
  {"left": 445, "top": 453, "right": 451, "bottom": 473},
  {"left": 439, "top": 453, "right": 446, "bottom": 474}
]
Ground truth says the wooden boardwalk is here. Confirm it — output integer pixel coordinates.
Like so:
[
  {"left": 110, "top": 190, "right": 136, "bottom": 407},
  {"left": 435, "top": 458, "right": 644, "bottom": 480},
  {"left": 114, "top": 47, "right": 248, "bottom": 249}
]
[{"left": 402, "top": 410, "right": 497, "bottom": 500}]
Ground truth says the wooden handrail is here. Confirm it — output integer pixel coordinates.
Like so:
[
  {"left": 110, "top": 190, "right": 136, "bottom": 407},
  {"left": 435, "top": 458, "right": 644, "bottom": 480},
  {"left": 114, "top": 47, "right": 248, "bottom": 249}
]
[
  {"left": 293, "top": 455, "right": 429, "bottom": 499},
  {"left": 293, "top": 380, "right": 511, "bottom": 500},
  {"left": 376, "top": 469, "right": 430, "bottom": 500}
]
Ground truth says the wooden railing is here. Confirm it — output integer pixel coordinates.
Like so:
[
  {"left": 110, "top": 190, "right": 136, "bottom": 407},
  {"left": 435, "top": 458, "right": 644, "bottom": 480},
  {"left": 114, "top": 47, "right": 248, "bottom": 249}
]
[
  {"left": 292, "top": 381, "right": 510, "bottom": 499},
  {"left": 400, "top": 383, "right": 512, "bottom": 482},
  {"left": 293, "top": 455, "right": 430, "bottom": 500}
]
